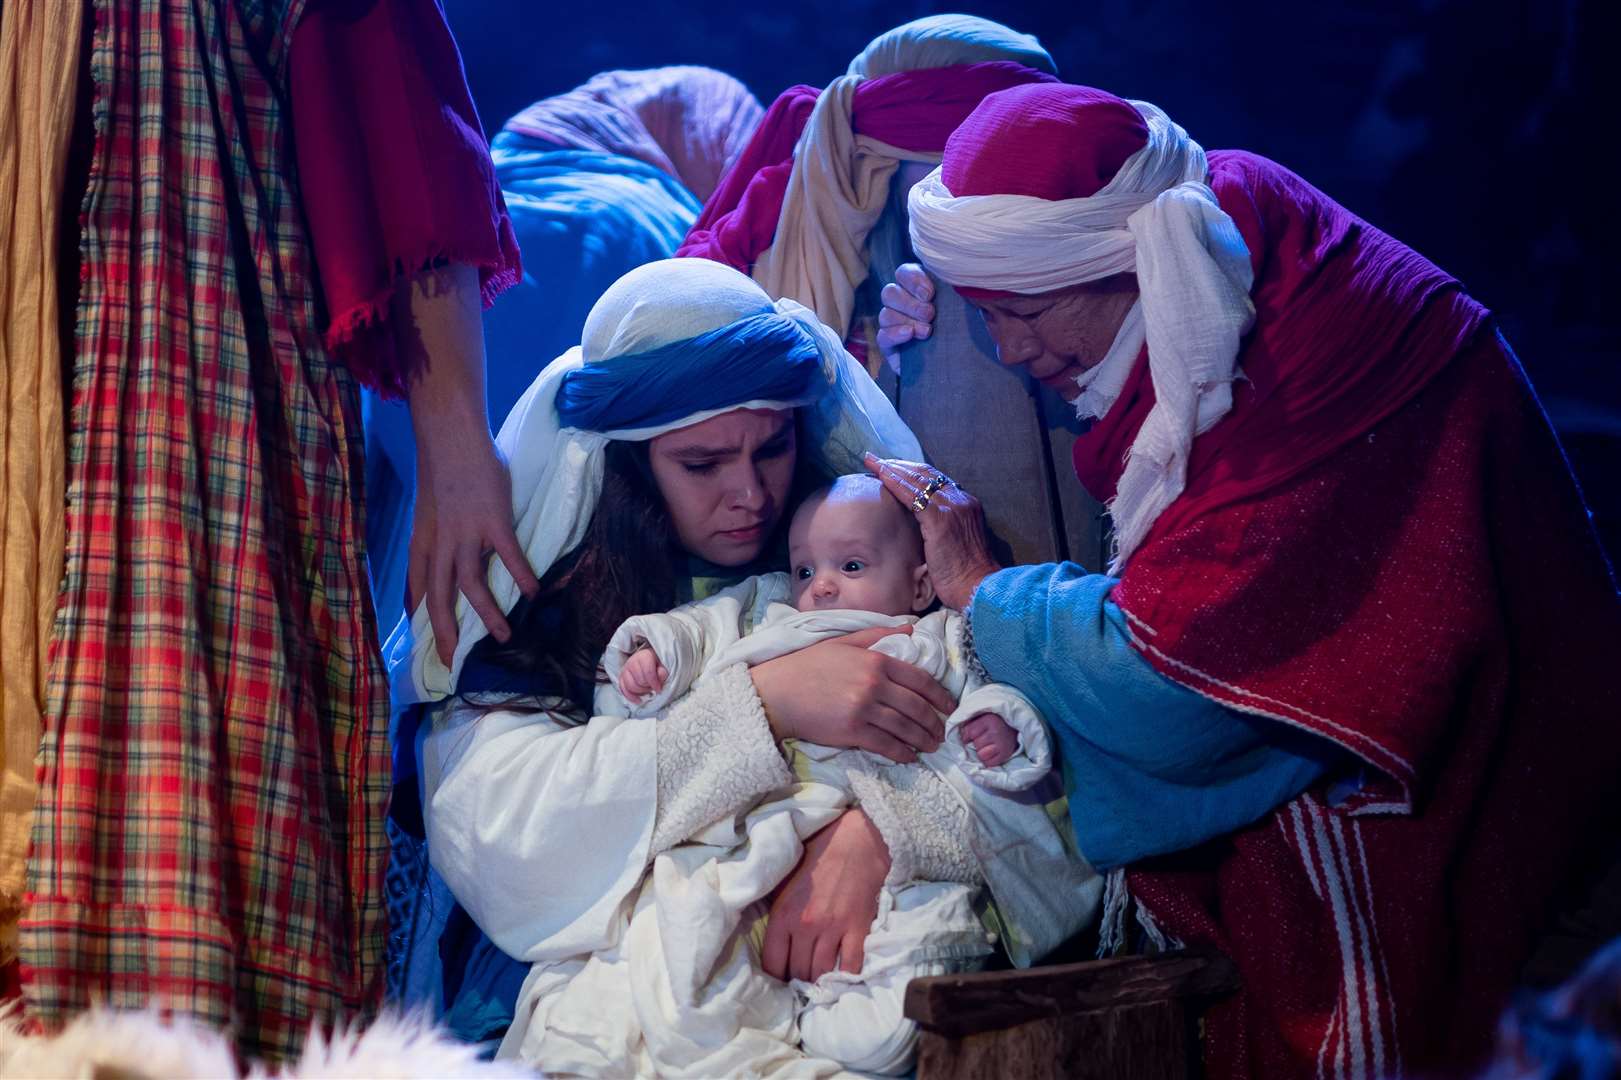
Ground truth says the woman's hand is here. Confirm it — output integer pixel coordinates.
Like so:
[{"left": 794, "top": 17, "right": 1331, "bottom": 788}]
[
  {"left": 762, "top": 808, "right": 890, "bottom": 983},
  {"left": 750, "top": 626, "right": 954, "bottom": 763},
  {"left": 864, "top": 453, "right": 1002, "bottom": 610},
  {"left": 877, "top": 263, "right": 936, "bottom": 365}
]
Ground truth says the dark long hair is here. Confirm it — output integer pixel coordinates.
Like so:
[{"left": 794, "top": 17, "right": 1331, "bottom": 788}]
[
  {"left": 466, "top": 438, "right": 680, "bottom": 706},
  {"left": 464, "top": 415, "right": 831, "bottom": 710}
]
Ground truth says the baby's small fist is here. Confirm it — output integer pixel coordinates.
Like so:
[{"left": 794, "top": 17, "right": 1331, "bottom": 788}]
[
  {"left": 962, "top": 712, "right": 1018, "bottom": 768},
  {"left": 619, "top": 645, "right": 668, "bottom": 703}
]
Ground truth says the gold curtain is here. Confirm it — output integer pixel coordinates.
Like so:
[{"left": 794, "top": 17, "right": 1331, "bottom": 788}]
[{"left": 0, "top": 0, "right": 83, "bottom": 966}]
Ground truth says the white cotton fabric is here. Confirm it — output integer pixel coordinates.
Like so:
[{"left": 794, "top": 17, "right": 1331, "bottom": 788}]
[
  {"left": 499, "top": 782, "right": 989, "bottom": 1078},
  {"left": 383, "top": 258, "right": 921, "bottom": 705},
  {"left": 601, "top": 572, "right": 1101, "bottom": 967},
  {"left": 906, "top": 100, "right": 1257, "bottom": 572},
  {"left": 751, "top": 16, "right": 1056, "bottom": 338},
  {"left": 481, "top": 567, "right": 1099, "bottom": 1076}
]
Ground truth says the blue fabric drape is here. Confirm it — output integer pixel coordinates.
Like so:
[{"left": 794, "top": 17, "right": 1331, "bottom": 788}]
[{"left": 556, "top": 312, "right": 823, "bottom": 433}]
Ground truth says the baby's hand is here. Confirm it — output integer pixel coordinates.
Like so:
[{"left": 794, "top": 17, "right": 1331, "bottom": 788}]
[
  {"left": 961, "top": 712, "right": 1018, "bottom": 768},
  {"left": 619, "top": 644, "right": 668, "bottom": 704}
]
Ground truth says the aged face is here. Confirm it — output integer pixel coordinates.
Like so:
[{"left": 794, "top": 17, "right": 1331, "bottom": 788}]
[
  {"left": 968, "top": 273, "right": 1140, "bottom": 400},
  {"left": 648, "top": 408, "right": 797, "bottom": 566},
  {"left": 788, "top": 476, "right": 933, "bottom": 616}
]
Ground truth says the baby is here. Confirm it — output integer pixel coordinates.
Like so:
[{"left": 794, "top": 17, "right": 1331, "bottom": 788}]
[
  {"left": 575, "top": 475, "right": 1093, "bottom": 1076},
  {"left": 619, "top": 473, "right": 1021, "bottom": 765}
]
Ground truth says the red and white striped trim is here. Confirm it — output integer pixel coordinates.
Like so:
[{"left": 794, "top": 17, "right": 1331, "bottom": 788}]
[
  {"left": 1117, "top": 606, "right": 1416, "bottom": 804},
  {"left": 1281, "top": 794, "right": 1402, "bottom": 1080}
]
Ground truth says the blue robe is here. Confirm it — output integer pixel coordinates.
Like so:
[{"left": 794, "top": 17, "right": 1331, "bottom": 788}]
[{"left": 970, "top": 564, "right": 1343, "bottom": 870}]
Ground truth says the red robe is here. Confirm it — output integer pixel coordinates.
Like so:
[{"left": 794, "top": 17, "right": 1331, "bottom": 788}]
[{"left": 1081, "top": 152, "right": 1621, "bottom": 1078}]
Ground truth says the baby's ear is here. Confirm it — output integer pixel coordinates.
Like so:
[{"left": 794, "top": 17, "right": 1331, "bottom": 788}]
[{"left": 913, "top": 562, "right": 937, "bottom": 613}]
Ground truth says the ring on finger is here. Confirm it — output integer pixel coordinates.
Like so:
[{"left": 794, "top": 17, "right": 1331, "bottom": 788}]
[{"left": 910, "top": 489, "right": 932, "bottom": 513}]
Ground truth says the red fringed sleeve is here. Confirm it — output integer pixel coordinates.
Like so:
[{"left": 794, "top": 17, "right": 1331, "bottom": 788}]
[{"left": 291, "top": 0, "right": 522, "bottom": 398}]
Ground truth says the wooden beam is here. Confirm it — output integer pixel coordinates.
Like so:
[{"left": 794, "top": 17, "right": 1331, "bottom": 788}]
[
  {"left": 914, "top": 1001, "right": 1190, "bottom": 1080},
  {"left": 903, "top": 948, "right": 1240, "bottom": 1039}
]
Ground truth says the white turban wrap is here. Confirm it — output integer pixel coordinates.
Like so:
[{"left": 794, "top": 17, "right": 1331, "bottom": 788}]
[
  {"left": 907, "top": 100, "right": 1256, "bottom": 574},
  {"left": 752, "top": 16, "right": 1056, "bottom": 342},
  {"left": 385, "top": 258, "right": 921, "bottom": 704}
]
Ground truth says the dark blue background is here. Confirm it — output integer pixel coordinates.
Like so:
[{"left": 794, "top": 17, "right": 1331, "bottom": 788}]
[{"left": 448, "top": 0, "right": 1621, "bottom": 551}]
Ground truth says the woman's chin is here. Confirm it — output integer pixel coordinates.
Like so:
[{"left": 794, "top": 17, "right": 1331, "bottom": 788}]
[{"left": 692, "top": 533, "right": 767, "bottom": 566}]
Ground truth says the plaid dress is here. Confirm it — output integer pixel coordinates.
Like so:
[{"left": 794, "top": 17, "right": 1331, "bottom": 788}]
[{"left": 21, "top": 0, "right": 390, "bottom": 1060}]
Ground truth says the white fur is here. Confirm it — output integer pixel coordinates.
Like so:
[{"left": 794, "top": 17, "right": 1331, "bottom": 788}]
[{"left": 0, "top": 1005, "right": 535, "bottom": 1079}]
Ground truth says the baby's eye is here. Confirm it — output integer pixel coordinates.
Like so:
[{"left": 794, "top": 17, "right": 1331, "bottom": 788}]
[
  {"left": 841, "top": 560, "right": 865, "bottom": 574},
  {"left": 795, "top": 566, "right": 814, "bottom": 580}
]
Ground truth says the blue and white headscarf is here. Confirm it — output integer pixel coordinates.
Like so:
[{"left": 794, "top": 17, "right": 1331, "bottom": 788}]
[{"left": 387, "top": 258, "right": 921, "bottom": 703}]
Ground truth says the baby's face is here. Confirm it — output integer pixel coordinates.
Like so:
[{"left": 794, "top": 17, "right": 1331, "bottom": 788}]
[{"left": 788, "top": 484, "right": 930, "bottom": 615}]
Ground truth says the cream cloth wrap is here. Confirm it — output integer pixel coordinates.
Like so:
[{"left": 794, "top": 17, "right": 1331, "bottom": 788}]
[
  {"left": 0, "top": 0, "right": 83, "bottom": 964},
  {"left": 751, "top": 15, "right": 1055, "bottom": 341},
  {"left": 907, "top": 100, "right": 1256, "bottom": 574},
  {"left": 386, "top": 258, "right": 921, "bottom": 706}
]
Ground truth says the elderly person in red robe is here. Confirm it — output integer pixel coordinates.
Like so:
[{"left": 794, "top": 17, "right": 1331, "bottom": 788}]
[{"left": 874, "top": 82, "right": 1621, "bottom": 1078}]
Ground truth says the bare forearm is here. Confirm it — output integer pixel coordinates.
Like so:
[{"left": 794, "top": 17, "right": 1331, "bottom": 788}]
[{"left": 401, "top": 262, "right": 491, "bottom": 459}]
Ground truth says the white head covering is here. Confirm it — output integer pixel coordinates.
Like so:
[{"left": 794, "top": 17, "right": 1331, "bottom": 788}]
[
  {"left": 906, "top": 98, "right": 1256, "bottom": 574},
  {"left": 752, "top": 16, "right": 1057, "bottom": 343},
  {"left": 847, "top": 14, "right": 1056, "bottom": 78},
  {"left": 385, "top": 258, "right": 921, "bottom": 704}
]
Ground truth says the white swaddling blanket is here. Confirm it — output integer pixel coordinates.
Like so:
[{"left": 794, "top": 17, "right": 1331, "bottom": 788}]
[{"left": 601, "top": 573, "right": 1102, "bottom": 969}]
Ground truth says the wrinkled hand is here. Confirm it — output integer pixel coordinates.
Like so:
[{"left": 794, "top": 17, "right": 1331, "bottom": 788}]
[
  {"left": 762, "top": 809, "right": 890, "bottom": 983},
  {"left": 864, "top": 453, "right": 1001, "bottom": 610},
  {"left": 750, "top": 626, "right": 953, "bottom": 763},
  {"left": 877, "top": 263, "right": 936, "bottom": 365},
  {"left": 961, "top": 712, "right": 1018, "bottom": 768},
  {"left": 408, "top": 433, "right": 541, "bottom": 669},
  {"left": 619, "top": 645, "right": 667, "bottom": 703}
]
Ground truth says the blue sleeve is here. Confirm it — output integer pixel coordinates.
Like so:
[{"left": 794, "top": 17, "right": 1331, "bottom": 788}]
[{"left": 970, "top": 563, "right": 1342, "bottom": 870}]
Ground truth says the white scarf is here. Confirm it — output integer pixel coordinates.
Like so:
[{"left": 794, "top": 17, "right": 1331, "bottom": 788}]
[
  {"left": 751, "top": 16, "right": 1056, "bottom": 343},
  {"left": 907, "top": 101, "right": 1255, "bottom": 573}
]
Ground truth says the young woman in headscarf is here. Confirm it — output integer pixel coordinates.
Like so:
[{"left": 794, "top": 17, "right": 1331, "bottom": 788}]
[{"left": 387, "top": 258, "right": 971, "bottom": 1053}]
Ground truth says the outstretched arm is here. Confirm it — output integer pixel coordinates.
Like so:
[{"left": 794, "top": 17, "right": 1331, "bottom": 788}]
[{"left": 969, "top": 563, "right": 1343, "bottom": 869}]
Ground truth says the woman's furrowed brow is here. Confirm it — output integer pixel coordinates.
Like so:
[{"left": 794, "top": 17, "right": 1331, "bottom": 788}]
[{"left": 664, "top": 443, "right": 741, "bottom": 461}]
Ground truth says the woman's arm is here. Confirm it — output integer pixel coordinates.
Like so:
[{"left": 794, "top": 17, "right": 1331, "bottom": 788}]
[
  {"left": 762, "top": 808, "right": 891, "bottom": 983},
  {"left": 402, "top": 264, "right": 540, "bottom": 667},
  {"left": 424, "top": 701, "right": 659, "bottom": 962},
  {"left": 749, "top": 626, "right": 957, "bottom": 762},
  {"left": 426, "top": 664, "right": 792, "bottom": 961},
  {"left": 863, "top": 453, "right": 1338, "bottom": 867}
]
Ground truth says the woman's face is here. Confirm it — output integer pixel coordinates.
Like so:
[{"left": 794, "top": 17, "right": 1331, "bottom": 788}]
[
  {"left": 969, "top": 274, "right": 1139, "bottom": 400},
  {"left": 648, "top": 407, "right": 797, "bottom": 565}
]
